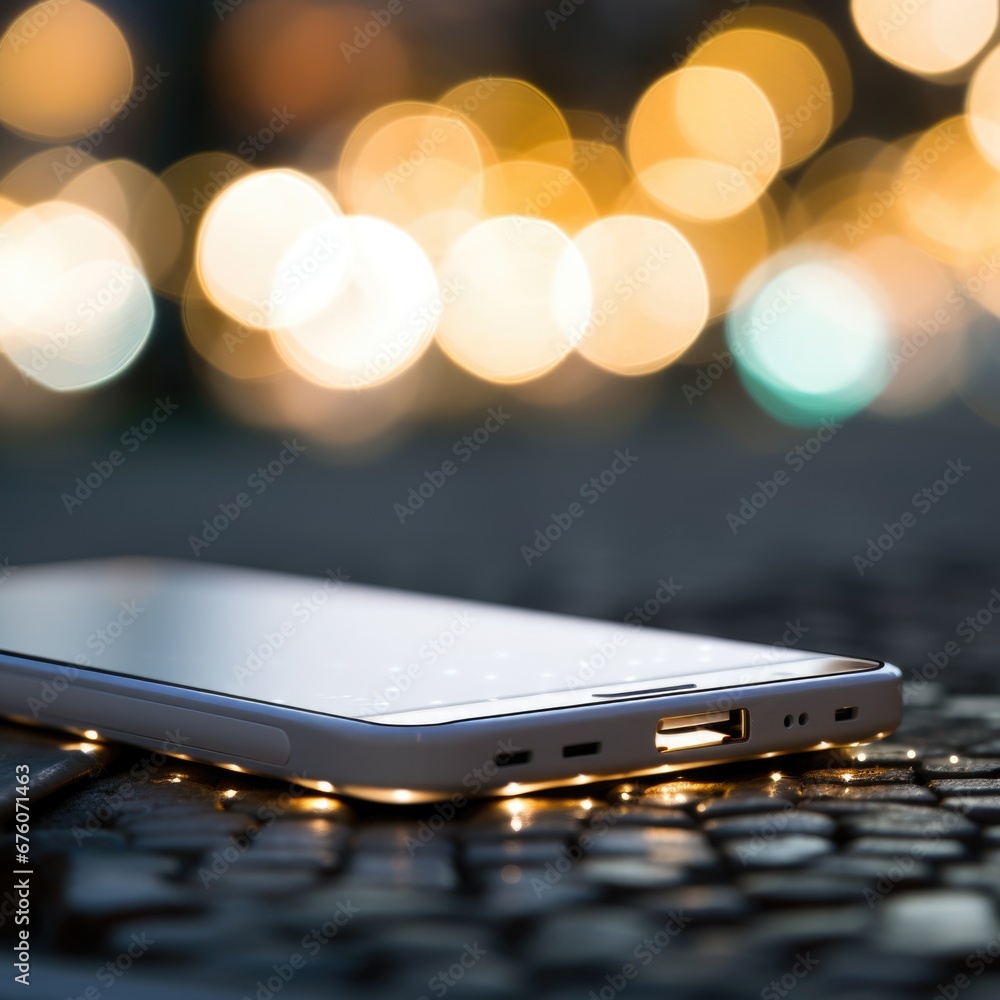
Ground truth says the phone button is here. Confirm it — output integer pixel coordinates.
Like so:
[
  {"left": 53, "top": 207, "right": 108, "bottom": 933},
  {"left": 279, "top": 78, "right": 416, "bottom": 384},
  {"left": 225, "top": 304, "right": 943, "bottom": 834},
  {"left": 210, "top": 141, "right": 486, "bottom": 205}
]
[
  {"left": 592, "top": 683, "right": 698, "bottom": 698},
  {"left": 49, "top": 688, "right": 291, "bottom": 765}
]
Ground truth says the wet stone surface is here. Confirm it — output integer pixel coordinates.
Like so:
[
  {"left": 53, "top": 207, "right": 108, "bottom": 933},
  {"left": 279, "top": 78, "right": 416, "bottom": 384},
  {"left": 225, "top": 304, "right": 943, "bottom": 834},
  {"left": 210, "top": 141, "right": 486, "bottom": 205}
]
[{"left": 8, "top": 561, "right": 1000, "bottom": 998}]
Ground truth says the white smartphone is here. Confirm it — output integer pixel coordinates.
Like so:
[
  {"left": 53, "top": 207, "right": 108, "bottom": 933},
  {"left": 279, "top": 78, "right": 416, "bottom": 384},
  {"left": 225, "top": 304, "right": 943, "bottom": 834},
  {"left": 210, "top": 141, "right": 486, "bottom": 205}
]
[{"left": 0, "top": 558, "right": 901, "bottom": 802}]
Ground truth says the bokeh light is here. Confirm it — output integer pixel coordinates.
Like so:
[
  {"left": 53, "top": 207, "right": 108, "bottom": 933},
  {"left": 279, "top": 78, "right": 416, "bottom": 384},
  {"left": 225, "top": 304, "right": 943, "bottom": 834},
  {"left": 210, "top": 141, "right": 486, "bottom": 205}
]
[
  {"left": 556, "top": 136, "right": 633, "bottom": 215},
  {"left": 340, "top": 111, "right": 486, "bottom": 233},
  {"left": 207, "top": 361, "right": 423, "bottom": 452},
  {"left": 480, "top": 160, "right": 598, "bottom": 233},
  {"left": 436, "top": 215, "right": 591, "bottom": 384},
  {"left": 275, "top": 215, "right": 439, "bottom": 389},
  {"left": 183, "top": 274, "right": 289, "bottom": 382},
  {"left": 197, "top": 169, "right": 347, "bottom": 330},
  {"left": 968, "top": 45, "right": 1000, "bottom": 169},
  {"left": 0, "top": 202, "right": 154, "bottom": 391},
  {"left": 687, "top": 28, "right": 833, "bottom": 168},
  {"left": 439, "top": 78, "right": 570, "bottom": 161},
  {"left": 0, "top": 146, "right": 98, "bottom": 205},
  {"left": 852, "top": 0, "right": 998, "bottom": 77},
  {"left": 59, "top": 159, "right": 184, "bottom": 289},
  {"left": 149, "top": 153, "right": 254, "bottom": 299},
  {"left": 894, "top": 116, "right": 1000, "bottom": 266},
  {"left": 572, "top": 215, "right": 709, "bottom": 375},
  {"left": 727, "top": 248, "right": 891, "bottom": 425},
  {"left": 857, "top": 235, "right": 966, "bottom": 416},
  {"left": 211, "top": 0, "right": 409, "bottom": 130},
  {"left": 616, "top": 182, "right": 779, "bottom": 318},
  {"left": 0, "top": 0, "right": 132, "bottom": 141},
  {"left": 1, "top": 0, "right": 996, "bottom": 438},
  {"left": 628, "top": 66, "right": 782, "bottom": 220},
  {"left": 739, "top": 7, "right": 853, "bottom": 129}
]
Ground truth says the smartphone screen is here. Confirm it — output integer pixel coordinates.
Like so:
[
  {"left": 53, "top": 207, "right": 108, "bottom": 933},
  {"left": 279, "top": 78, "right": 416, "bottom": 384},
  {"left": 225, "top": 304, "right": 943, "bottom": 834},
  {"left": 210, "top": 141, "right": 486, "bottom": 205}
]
[{"left": 0, "top": 559, "right": 872, "bottom": 724}]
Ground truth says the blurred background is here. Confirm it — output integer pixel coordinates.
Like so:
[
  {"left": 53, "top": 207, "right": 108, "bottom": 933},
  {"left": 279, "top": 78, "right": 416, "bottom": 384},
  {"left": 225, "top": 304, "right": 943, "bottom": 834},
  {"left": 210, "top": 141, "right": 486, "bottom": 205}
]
[{"left": 1, "top": 0, "right": 999, "bottom": 688}]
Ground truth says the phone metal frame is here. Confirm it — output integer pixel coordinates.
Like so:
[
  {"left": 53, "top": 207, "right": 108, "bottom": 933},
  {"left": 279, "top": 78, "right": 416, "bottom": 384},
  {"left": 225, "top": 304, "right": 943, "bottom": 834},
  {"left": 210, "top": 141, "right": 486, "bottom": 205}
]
[{"left": 0, "top": 648, "right": 902, "bottom": 802}]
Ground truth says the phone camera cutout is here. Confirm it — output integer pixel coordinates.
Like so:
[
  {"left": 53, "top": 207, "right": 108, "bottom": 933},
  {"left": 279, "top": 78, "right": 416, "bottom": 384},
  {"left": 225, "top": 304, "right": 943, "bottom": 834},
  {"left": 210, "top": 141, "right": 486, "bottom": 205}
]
[
  {"left": 798, "top": 712, "right": 809, "bottom": 726},
  {"left": 783, "top": 714, "right": 794, "bottom": 728}
]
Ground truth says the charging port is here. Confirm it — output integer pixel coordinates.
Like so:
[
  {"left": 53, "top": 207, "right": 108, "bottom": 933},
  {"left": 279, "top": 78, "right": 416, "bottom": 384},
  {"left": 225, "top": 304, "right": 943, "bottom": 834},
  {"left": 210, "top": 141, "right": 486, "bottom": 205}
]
[{"left": 655, "top": 709, "right": 748, "bottom": 753}]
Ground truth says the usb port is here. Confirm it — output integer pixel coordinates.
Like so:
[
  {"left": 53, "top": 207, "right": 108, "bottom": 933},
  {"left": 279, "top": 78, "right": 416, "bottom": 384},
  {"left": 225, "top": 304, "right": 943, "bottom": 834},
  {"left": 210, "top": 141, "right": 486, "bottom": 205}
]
[
  {"left": 655, "top": 709, "right": 748, "bottom": 754},
  {"left": 835, "top": 706, "right": 858, "bottom": 722}
]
